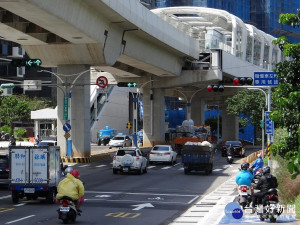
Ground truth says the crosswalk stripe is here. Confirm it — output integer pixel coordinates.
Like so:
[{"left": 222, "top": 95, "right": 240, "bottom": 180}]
[
  {"left": 162, "top": 166, "right": 172, "bottom": 170},
  {"left": 147, "top": 166, "right": 156, "bottom": 169},
  {"left": 78, "top": 165, "right": 89, "bottom": 168},
  {"left": 96, "top": 165, "right": 107, "bottom": 168}
]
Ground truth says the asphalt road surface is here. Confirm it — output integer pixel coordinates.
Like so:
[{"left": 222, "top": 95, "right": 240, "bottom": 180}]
[{"left": 0, "top": 146, "right": 297, "bottom": 225}]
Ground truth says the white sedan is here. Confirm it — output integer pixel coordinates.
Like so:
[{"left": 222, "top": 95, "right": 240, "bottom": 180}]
[{"left": 149, "top": 145, "right": 177, "bottom": 165}]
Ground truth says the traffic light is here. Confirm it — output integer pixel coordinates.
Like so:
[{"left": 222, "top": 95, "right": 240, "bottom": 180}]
[
  {"left": 207, "top": 84, "right": 224, "bottom": 92},
  {"left": 117, "top": 82, "right": 138, "bottom": 87},
  {"left": 0, "top": 83, "right": 15, "bottom": 89},
  {"left": 259, "top": 120, "right": 264, "bottom": 128},
  {"left": 126, "top": 122, "right": 131, "bottom": 129},
  {"left": 233, "top": 77, "right": 253, "bottom": 85},
  {"left": 11, "top": 59, "right": 42, "bottom": 67}
]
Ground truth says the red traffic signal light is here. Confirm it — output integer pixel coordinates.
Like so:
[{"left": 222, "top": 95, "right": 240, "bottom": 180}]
[
  {"left": 207, "top": 84, "right": 224, "bottom": 92},
  {"left": 233, "top": 77, "right": 253, "bottom": 85},
  {"left": 207, "top": 85, "right": 213, "bottom": 92}
]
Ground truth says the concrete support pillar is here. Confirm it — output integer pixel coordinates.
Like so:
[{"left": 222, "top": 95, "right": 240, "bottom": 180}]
[
  {"left": 191, "top": 96, "right": 205, "bottom": 125},
  {"left": 142, "top": 88, "right": 165, "bottom": 147},
  {"left": 221, "top": 105, "right": 239, "bottom": 141},
  {"left": 57, "top": 64, "right": 91, "bottom": 158}
]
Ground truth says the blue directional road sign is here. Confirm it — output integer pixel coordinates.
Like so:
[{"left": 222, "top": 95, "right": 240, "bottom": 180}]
[
  {"left": 254, "top": 72, "right": 279, "bottom": 86},
  {"left": 265, "top": 111, "right": 273, "bottom": 134},
  {"left": 63, "top": 123, "right": 71, "bottom": 132}
]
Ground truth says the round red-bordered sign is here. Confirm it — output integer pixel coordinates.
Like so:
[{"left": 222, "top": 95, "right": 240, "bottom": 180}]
[{"left": 96, "top": 76, "right": 108, "bottom": 88}]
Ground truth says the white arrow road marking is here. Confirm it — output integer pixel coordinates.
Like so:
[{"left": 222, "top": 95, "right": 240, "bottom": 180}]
[
  {"left": 96, "top": 165, "right": 107, "bottom": 168},
  {"left": 161, "top": 166, "right": 172, "bottom": 170},
  {"left": 132, "top": 203, "right": 154, "bottom": 211}
]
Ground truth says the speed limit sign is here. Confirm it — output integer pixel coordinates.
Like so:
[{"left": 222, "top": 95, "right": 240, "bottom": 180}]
[{"left": 96, "top": 76, "right": 108, "bottom": 88}]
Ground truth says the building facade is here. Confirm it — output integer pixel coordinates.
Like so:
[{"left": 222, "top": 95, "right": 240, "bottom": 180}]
[{"left": 141, "top": 0, "right": 300, "bottom": 42}]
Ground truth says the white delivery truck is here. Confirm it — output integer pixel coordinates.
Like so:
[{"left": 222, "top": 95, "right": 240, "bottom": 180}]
[{"left": 9, "top": 146, "right": 61, "bottom": 204}]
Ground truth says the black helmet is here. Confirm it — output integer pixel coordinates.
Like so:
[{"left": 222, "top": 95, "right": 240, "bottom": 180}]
[
  {"left": 241, "top": 162, "right": 249, "bottom": 170},
  {"left": 262, "top": 166, "right": 270, "bottom": 175}
]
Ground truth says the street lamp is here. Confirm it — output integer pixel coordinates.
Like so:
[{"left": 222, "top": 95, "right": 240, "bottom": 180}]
[{"left": 247, "top": 87, "right": 268, "bottom": 159}]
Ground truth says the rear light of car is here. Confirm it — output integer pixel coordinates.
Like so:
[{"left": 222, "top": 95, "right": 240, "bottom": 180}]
[
  {"left": 164, "top": 152, "right": 171, "bottom": 155},
  {"left": 5, "top": 168, "right": 9, "bottom": 172},
  {"left": 113, "top": 155, "right": 116, "bottom": 160},
  {"left": 136, "top": 156, "right": 140, "bottom": 160},
  {"left": 150, "top": 151, "right": 155, "bottom": 154}
]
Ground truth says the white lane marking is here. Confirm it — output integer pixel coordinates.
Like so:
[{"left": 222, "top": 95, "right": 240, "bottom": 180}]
[
  {"left": 13, "top": 203, "right": 25, "bottom": 207},
  {"left": 173, "top": 163, "right": 181, "bottom": 166},
  {"left": 5, "top": 215, "right": 35, "bottom": 224},
  {"left": 188, "top": 195, "right": 200, "bottom": 204},
  {"left": 96, "top": 165, "right": 107, "bottom": 168},
  {"left": 78, "top": 165, "right": 89, "bottom": 168},
  {"left": 178, "top": 168, "right": 184, "bottom": 170},
  {"left": 147, "top": 166, "right": 156, "bottom": 169},
  {"left": 0, "top": 195, "right": 11, "bottom": 200},
  {"left": 213, "top": 169, "right": 223, "bottom": 172},
  {"left": 162, "top": 166, "right": 172, "bottom": 170}
]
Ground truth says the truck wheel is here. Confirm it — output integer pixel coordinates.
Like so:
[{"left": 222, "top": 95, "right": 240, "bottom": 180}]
[
  {"left": 47, "top": 189, "right": 56, "bottom": 204},
  {"left": 113, "top": 169, "right": 118, "bottom": 174},
  {"left": 12, "top": 191, "right": 19, "bottom": 203},
  {"left": 98, "top": 140, "right": 101, "bottom": 146}
]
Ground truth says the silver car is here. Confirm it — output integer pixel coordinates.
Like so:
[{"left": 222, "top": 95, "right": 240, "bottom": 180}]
[{"left": 108, "top": 135, "right": 132, "bottom": 148}]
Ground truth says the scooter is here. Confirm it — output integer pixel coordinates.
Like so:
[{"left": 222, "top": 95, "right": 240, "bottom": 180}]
[
  {"left": 227, "top": 152, "right": 234, "bottom": 164},
  {"left": 256, "top": 188, "right": 283, "bottom": 223},
  {"left": 237, "top": 185, "right": 252, "bottom": 209},
  {"left": 57, "top": 196, "right": 79, "bottom": 224}
]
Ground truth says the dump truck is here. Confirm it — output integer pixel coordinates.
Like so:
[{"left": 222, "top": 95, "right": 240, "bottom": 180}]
[
  {"left": 97, "top": 125, "right": 116, "bottom": 146},
  {"left": 9, "top": 146, "right": 61, "bottom": 204},
  {"left": 182, "top": 142, "right": 214, "bottom": 175}
]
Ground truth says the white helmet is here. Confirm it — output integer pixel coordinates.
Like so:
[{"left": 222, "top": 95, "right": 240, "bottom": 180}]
[{"left": 65, "top": 166, "right": 73, "bottom": 174}]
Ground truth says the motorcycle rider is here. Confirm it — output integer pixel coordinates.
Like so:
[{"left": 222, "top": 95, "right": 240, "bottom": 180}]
[
  {"left": 236, "top": 162, "right": 254, "bottom": 193},
  {"left": 227, "top": 144, "right": 234, "bottom": 156},
  {"left": 9, "top": 135, "right": 16, "bottom": 146},
  {"left": 34, "top": 135, "right": 40, "bottom": 146},
  {"left": 56, "top": 168, "right": 85, "bottom": 213},
  {"left": 251, "top": 166, "right": 278, "bottom": 213},
  {"left": 251, "top": 153, "right": 264, "bottom": 175}
]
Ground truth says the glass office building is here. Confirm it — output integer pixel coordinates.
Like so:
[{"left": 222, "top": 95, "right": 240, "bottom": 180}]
[{"left": 143, "top": 0, "right": 300, "bottom": 42}]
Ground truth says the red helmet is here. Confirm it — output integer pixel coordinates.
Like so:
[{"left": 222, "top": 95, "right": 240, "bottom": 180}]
[{"left": 70, "top": 170, "right": 80, "bottom": 178}]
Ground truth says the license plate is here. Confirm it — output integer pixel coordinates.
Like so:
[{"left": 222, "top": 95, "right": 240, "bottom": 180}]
[
  {"left": 123, "top": 167, "right": 129, "bottom": 172},
  {"left": 24, "top": 188, "right": 35, "bottom": 193},
  {"left": 60, "top": 207, "right": 70, "bottom": 212},
  {"left": 157, "top": 153, "right": 163, "bottom": 156}
]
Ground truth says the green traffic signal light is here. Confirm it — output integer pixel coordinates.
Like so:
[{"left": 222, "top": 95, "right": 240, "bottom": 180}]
[
  {"left": 117, "top": 82, "right": 138, "bottom": 87},
  {"left": 260, "top": 120, "right": 264, "bottom": 128},
  {"left": 11, "top": 58, "right": 42, "bottom": 67},
  {"left": 25, "top": 59, "right": 42, "bottom": 67}
]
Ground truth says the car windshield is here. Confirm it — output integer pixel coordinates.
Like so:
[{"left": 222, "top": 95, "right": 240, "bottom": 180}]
[
  {"left": 152, "top": 146, "right": 169, "bottom": 151},
  {"left": 225, "top": 141, "right": 241, "bottom": 146},
  {"left": 117, "top": 150, "right": 136, "bottom": 156},
  {"left": 113, "top": 136, "right": 125, "bottom": 141}
]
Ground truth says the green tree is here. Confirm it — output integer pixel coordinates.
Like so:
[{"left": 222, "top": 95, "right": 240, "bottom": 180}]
[
  {"left": 225, "top": 89, "right": 265, "bottom": 127},
  {"left": 271, "top": 10, "right": 300, "bottom": 178},
  {"left": 0, "top": 95, "right": 30, "bottom": 134}
]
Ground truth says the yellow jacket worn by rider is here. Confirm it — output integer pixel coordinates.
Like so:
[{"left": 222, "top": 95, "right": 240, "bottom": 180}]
[{"left": 56, "top": 173, "right": 84, "bottom": 200}]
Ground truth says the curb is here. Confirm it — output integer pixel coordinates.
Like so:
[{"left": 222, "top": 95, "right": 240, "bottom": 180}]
[
  {"left": 62, "top": 150, "right": 117, "bottom": 163},
  {"left": 62, "top": 157, "right": 91, "bottom": 163}
]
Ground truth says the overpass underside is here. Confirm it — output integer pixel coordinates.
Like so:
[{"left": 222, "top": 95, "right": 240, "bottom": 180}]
[{"left": 0, "top": 1, "right": 277, "bottom": 159}]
